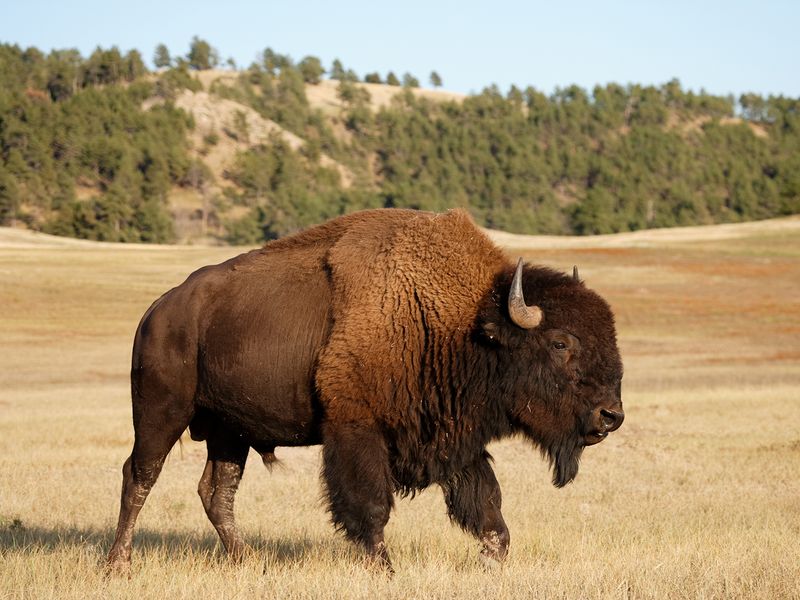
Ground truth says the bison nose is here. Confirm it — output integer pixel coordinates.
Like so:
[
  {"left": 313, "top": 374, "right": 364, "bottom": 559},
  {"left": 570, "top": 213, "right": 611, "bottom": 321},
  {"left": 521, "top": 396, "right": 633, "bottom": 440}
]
[{"left": 600, "top": 408, "right": 624, "bottom": 432}]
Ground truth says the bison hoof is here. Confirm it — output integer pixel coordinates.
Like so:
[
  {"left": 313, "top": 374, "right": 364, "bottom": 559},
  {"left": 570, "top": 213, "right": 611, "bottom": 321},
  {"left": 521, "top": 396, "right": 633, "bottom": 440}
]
[
  {"left": 104, "top": 558, "right": 132, "bottom": 578},
  {"left": 364, "top": 541, "right": 394, "bottom": 576},
  {"left": 478, "top": 529, "right": 508, "bottom": 569},
  {"left": 478, "top": 550, "right": 504, "bottom": 570},
  {"left": 364, "top": 555, "right": 395, "bottom": 577},
  {"left": 227, "top": 542, "right": 250, "bottom": 564}
]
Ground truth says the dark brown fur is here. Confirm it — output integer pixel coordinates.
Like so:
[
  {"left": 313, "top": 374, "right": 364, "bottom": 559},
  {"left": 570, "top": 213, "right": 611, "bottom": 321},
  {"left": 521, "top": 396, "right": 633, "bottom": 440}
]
[{"left": 107, "top": 208, "right": 623, "bottom": 573}]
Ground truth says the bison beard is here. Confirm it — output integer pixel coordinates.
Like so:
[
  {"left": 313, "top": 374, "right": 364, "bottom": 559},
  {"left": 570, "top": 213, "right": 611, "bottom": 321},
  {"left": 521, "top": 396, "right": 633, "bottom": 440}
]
[
  {"left": 546, "top": 433, "right": 584, "bottom": 489},
  {"left": 106, "top": 208, "right": 624, "bottom": 574}
]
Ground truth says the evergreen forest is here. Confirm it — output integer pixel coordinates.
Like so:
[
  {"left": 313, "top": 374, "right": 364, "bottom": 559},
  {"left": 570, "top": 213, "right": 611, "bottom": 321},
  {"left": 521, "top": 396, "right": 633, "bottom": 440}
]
[{"left": 1, "top": 39, "right": 798, "bottom": 243}]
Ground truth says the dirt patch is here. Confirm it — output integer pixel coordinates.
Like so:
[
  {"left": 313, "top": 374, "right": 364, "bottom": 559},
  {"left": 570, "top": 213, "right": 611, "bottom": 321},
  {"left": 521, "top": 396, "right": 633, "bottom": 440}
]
[
  {"left": 304, "top": 79, "right": 465, "bottom": 114},
  {"left": 665, "top": 113, "right": 768, "bottom": 139},
  {"left": 167, "top": 90, "right": 354, "bottom": 189},
  {"left": 668, "top": 258, "right": 797, "bottom": 279}
]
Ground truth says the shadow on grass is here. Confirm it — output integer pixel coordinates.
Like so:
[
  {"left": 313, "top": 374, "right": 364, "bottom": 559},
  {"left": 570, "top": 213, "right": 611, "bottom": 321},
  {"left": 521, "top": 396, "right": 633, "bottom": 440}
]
[{"left": 0, "top": 523, "right": 318, "bottom": 566}]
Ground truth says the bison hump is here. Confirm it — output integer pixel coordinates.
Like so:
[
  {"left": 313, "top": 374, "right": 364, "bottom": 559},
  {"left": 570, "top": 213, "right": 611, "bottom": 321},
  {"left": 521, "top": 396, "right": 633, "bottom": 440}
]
[{"left": 316, "top": 208, "right": 506, "bottom": 424}]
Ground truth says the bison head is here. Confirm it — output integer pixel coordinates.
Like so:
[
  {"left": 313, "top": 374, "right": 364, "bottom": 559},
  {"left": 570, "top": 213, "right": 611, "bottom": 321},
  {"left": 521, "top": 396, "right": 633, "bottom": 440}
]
[{"left": 479, "top": 259, "right": 624, "bottom": 487}]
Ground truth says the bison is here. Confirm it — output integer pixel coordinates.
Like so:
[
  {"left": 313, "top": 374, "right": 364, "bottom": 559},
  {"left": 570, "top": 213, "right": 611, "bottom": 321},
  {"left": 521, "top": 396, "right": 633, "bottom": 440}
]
[{"left": 106, "top": 208, "right": 624, "bottom": 572}]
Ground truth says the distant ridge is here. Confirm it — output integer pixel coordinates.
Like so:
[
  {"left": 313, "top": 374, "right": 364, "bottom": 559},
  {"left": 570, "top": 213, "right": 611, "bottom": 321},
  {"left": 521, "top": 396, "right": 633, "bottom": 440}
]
[
  {"left": 4, "top": 214, "right": 797, "bottom": 250},
  {"left": 1, "top": 41, "right": 797, "bottom": 245}
]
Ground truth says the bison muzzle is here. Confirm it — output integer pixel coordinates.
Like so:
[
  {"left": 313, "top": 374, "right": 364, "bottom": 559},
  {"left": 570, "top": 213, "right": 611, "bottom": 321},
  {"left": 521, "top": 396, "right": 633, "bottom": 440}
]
[{"left": 106, "top": 208, "right": 624, "bottom": 573}]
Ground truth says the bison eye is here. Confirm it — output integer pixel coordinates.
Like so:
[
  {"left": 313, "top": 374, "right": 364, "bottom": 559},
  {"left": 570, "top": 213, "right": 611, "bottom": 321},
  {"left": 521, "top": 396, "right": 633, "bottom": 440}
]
[{"left": 552, "top": 341, "right": 567, "bottom": 351}]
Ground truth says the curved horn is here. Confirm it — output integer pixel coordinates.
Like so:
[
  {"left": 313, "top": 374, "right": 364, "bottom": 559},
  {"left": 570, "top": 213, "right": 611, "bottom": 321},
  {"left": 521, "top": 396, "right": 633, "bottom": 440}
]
[
  {"left": 508, "top": 258, "right": 543, "bottom": 329},
  {"left": 573, "top": 265, "right": 580, "bottom": 282}
]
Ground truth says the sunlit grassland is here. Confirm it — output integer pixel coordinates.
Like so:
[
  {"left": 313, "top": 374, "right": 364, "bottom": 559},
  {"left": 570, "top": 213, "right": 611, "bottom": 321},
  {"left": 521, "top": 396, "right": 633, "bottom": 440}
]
[{"left": 1, "top": 222, "right": 799, "bottom": 599}]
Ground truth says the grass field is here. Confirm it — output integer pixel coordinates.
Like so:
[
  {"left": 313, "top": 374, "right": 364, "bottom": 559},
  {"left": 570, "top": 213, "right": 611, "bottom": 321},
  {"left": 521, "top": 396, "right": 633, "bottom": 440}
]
[{"left": 1, "top": 218, "right": 799, "bottom": 599}]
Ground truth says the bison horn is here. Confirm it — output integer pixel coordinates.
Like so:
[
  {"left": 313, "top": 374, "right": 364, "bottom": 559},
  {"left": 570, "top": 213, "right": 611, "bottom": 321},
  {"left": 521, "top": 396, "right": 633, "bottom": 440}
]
[
  {"left": 573, "top": 265, "right": 580, "bottom": 282},
  {"left": 508, "top": 258, "right": 543, "bottom": 329}
]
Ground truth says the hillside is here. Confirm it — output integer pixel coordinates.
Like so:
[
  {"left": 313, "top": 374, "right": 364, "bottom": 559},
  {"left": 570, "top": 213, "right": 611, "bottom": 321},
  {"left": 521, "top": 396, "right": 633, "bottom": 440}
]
[
  {"left": 152, "top": 71, "right": 470, "bottom": 241},
  {"left": 1, "top": 42, "right": 799, "bottom": 244}
]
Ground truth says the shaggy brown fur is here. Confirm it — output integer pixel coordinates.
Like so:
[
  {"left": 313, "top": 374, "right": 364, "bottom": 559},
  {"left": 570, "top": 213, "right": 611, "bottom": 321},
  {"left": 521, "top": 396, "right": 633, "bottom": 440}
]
[{"left": 106, "top": 208, "right": 623, "bottom": 574}]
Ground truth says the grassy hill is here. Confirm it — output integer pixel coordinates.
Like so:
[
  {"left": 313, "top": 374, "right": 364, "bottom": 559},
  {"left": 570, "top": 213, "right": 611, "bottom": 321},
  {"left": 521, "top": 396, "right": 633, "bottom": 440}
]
[
  {"left": 158, "top": 70, "right": 472, "bottom": 242},
  {"left": 1, "top": 217, "right": 798, "bottom": 597},
  {"left": 1, "top": 42, "right": 799, "bottom": 244}
]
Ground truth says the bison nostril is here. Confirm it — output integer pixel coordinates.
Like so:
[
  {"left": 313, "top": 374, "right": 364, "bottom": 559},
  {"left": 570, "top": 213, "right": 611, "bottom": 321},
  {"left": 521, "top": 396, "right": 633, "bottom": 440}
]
[{"left": 600, "top": 408, "right": 624, "bottom": 431}]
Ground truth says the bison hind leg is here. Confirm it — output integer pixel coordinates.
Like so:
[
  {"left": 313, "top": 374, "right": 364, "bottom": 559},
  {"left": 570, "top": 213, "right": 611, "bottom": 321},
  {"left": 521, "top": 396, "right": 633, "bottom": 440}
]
[
  {"left": 107, "top": 399, "right": 193, "bottom": 573},
  {"left": 197, "top": 423, "right": 250, "bottom": 562}
]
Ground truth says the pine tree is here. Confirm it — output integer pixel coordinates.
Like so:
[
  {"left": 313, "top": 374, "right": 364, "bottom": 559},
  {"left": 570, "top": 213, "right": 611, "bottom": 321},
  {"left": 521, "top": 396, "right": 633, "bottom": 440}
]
[
  {"left": 330, "top": 59, "right": 345, "bottom": 80},
  {"left": 402, "top": 73, "right": 419, "bottom": 88},
  {"left": 123, "top": 50, "right": 147, "bottom": 81},
  {"left": 153, "top": 44, "right": 171, "bottom": 68},
  {"left": 187, "top": 36, "right": 219, "bottom": 70},
  {"left": 298, "top": 56, "right": 324, "bottom": 84}
]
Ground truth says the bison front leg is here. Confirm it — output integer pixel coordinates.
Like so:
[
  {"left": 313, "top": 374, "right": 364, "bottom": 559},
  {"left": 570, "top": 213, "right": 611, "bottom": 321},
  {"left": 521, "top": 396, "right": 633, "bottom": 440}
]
[
  {"left": 322, "top": 422, "right": 395, "bottom": 572},
  {"left": 442, "top": 452, "right": 510, "bottom": 567}
]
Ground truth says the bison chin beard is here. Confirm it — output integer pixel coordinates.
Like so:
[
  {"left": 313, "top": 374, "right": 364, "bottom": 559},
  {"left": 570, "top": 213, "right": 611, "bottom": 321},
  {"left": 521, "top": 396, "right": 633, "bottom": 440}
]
[
  {"left": 515, "top": 404, "right": 585, "bottom": 487},
  {"left": 543, "top": 434, "right": 584, "bottom": 488}
]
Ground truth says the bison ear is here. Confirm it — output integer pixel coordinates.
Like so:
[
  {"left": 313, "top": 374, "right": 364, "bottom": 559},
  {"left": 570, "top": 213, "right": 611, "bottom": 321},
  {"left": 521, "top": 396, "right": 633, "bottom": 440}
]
[{"left": 479, "top": 321, "right": 502, "bottom": 346}]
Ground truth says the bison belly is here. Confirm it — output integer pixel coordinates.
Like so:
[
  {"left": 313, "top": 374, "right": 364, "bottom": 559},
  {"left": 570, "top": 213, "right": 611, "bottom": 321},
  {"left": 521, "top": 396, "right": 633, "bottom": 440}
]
[{"left": 191, "top": 261, "right": 332, "bottom": 448}]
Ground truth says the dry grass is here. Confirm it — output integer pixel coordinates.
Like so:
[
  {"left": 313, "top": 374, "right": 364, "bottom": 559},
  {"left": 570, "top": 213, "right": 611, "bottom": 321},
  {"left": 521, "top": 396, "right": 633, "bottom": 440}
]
[{"left": 1, "top": 220, "right": 799, "bottom": 599}]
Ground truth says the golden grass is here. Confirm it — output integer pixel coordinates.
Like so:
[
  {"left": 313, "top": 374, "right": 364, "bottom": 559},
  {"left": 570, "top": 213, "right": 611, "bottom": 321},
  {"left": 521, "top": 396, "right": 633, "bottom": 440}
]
[{"left": 1, "top": 222, "right": 799, "bottom": 599}]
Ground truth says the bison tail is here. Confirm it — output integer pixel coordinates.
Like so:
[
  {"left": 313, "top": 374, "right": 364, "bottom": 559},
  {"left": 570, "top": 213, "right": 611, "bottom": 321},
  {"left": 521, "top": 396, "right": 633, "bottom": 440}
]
[
  {"left": 251, "top": 443, "right": 279, "bottom": 470},
  {"left": 260, "top": 451, "right": 279, "bottom": 470}
]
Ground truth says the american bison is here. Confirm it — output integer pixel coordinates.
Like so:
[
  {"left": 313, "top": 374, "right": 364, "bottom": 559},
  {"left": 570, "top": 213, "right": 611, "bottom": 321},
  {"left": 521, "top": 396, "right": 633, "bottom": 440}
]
[{"left": 107, "top": 208, "right": 624, "bottom": 572}]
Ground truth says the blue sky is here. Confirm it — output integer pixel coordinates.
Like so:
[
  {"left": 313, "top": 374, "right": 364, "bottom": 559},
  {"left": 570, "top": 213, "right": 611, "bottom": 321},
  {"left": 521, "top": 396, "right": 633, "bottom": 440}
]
[{"left": 2, "top": 0, "right": 797, "bottom": 98}]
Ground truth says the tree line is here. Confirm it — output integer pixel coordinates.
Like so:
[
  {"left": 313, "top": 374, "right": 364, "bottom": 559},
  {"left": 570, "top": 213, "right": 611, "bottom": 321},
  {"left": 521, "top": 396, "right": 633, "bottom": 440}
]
[{"left": 0, "top": 39, "right": 798, "bottom": 243}]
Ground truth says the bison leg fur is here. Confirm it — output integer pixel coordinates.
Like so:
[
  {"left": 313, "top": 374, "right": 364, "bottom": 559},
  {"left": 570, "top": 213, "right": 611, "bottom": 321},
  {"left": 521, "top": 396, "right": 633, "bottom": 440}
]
[
  {"left": 442, "top": 452, "right": 510, "bottom": 566},
  {"left": 197, "top": 425, "right": 249, "bottom": 562},
  {"left": 106, "top": 420, "right": 188, "bottom": 574},
  {"left": 322, "top": 422, "right": 395, "bottom": 572}
]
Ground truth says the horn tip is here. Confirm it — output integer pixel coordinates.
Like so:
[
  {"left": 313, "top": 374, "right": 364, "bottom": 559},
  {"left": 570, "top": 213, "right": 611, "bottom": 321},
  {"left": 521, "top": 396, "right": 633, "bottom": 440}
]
[{"left": 513, "top": 257, "right": 525, "bottom": 284}]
